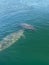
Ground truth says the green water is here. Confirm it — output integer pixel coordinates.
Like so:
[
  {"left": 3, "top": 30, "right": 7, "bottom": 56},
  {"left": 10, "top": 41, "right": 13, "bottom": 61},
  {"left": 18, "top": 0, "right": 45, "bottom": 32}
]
[{"left": 0, "top": 0, "right": 49, "bottom": 65}]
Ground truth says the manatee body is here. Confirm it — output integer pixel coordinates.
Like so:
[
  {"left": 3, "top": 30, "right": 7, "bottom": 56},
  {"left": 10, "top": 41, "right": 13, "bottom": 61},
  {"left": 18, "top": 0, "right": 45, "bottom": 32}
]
[
  {"left": 0, "top": 30, "right": 24, "bottom": 51},
  {"left": 0, "top": 23, "right": 35, "bottom": 51},
  {"left": 19, "top": 23, "right": 35, "bottom": 31}
]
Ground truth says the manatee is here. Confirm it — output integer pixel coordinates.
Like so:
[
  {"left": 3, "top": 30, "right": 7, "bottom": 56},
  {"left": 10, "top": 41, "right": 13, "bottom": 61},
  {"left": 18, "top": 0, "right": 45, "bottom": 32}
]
[
  {"left": 19, "top": 23, "right": 35, "bottom": 31},
  {"left": 0, "top": 30, "right": 24, "bottom": 51},
  {"left": 0, "top": 23, "right": 35, "bottom": 51}
]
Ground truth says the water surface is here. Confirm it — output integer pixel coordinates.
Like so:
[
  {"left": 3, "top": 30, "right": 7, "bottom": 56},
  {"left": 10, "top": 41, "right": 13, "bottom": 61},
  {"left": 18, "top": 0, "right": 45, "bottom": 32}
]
[{"left": 0, "top": 0, "right": 49, "bottom": 65}]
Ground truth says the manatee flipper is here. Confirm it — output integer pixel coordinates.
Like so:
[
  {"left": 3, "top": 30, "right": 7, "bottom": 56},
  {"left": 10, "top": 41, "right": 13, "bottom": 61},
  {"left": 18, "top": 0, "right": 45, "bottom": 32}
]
[{"left": 21, "top": 34, "right": 25, "bottom": 39}]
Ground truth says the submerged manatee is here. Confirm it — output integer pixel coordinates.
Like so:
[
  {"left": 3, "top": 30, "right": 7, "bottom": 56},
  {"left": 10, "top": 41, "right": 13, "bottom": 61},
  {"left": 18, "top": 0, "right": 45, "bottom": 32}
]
[
  {"left": 19, "top": 23, "right": 35, "bottom": 31},
  {"left": 0, "top": 23, "right": 35, "bottom": 51},
  {"left": 0, "top": 30, "right": 24, "bottom": 51}
]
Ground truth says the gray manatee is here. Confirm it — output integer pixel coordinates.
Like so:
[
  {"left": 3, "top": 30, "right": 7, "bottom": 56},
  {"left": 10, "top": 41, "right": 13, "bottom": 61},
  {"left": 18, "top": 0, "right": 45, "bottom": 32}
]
[
  {"left": 19, "top": 23, "right": 35, "bottom": 31},
  {"left": 0, "top": 30, "right": 24, "bottom": 51}
]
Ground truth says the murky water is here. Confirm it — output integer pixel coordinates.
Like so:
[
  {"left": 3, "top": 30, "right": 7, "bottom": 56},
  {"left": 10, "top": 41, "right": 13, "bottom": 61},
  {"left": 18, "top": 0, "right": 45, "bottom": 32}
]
[{"left": 0, "top": 0, "right": 49, "bottom": 65}]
